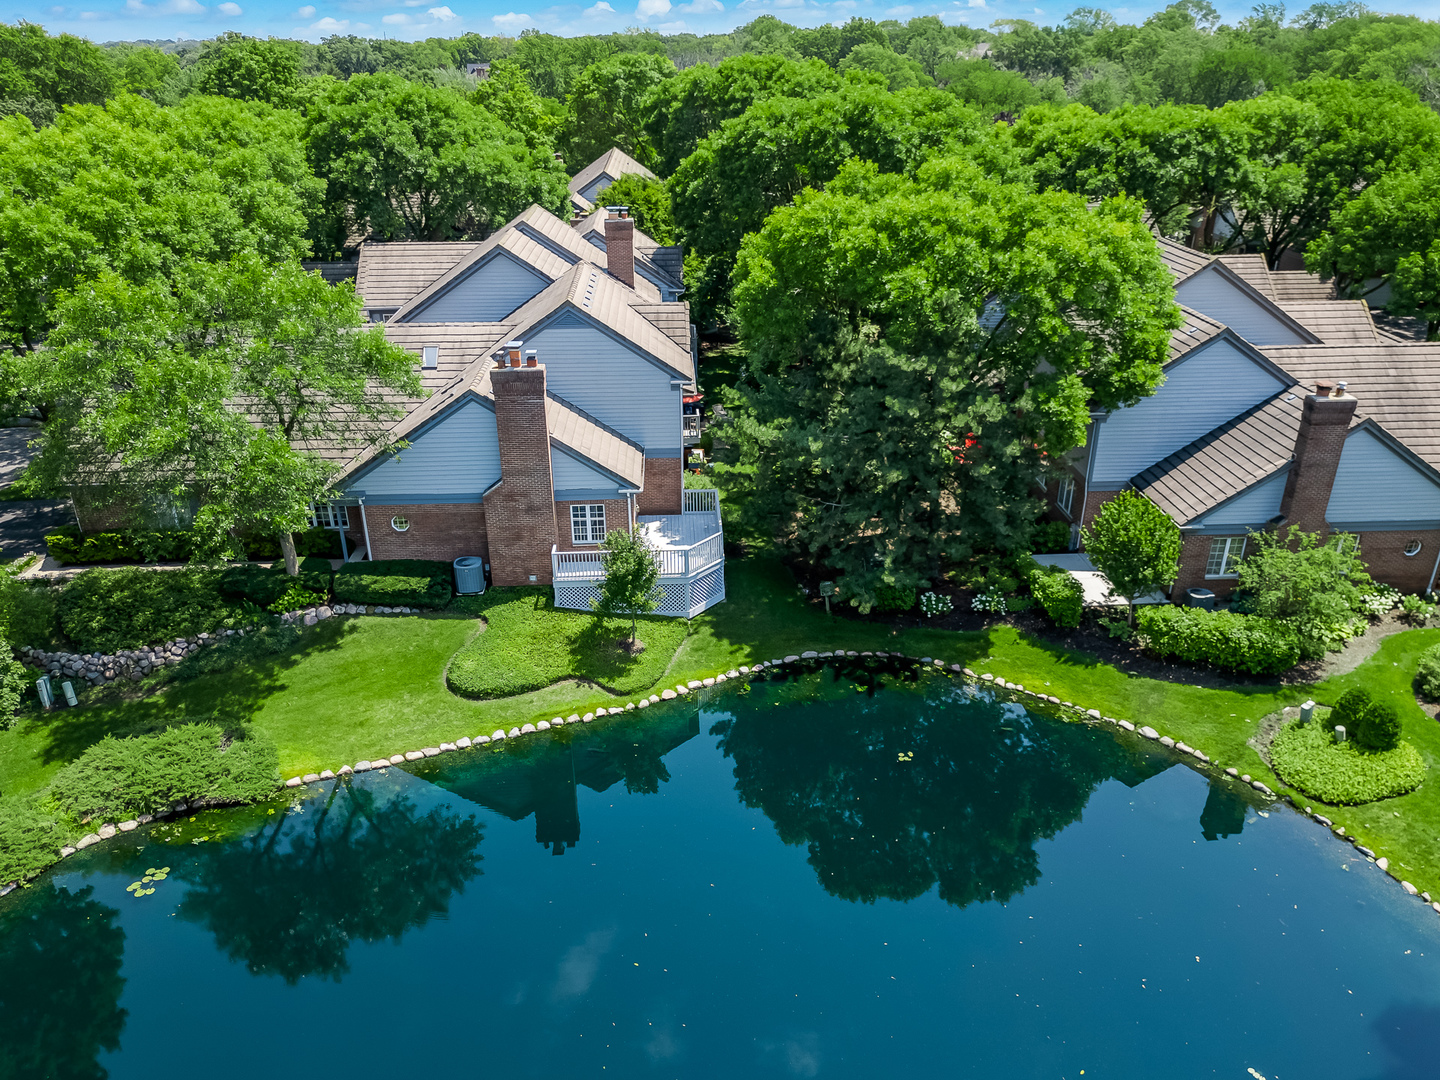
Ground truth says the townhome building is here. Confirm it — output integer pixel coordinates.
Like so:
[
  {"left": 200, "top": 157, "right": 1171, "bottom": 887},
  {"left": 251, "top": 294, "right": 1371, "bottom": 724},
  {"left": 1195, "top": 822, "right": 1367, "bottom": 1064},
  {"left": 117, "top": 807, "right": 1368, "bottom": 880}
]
[
  {"left": 1046, "top": 237, "right": 1440, "bottom": 599},
  {"left": 322, "top": 152, "right": 724, "bottom": 617}
]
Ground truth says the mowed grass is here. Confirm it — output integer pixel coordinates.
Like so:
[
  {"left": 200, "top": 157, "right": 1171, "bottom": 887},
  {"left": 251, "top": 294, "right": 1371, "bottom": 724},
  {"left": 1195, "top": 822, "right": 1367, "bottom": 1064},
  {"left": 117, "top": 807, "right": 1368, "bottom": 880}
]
[
  {"left": 2, "top": 555, "right": 1438, "bottom": 894},
  {"left": 446, "top": 588, "right": 691, "bottom": 698}
]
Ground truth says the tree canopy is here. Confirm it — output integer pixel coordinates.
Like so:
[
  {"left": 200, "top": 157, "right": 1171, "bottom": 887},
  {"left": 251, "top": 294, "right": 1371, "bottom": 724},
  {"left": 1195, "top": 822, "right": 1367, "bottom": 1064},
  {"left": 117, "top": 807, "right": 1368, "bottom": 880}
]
[{"left": 727, "top": 160, "right": 1180, "bottom": 606}]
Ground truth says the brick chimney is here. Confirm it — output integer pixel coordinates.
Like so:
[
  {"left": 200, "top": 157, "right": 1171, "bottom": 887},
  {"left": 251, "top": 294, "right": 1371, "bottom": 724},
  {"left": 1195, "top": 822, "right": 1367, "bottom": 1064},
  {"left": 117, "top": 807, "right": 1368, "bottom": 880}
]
[
  {"left": 1278, "top": 380, "right": 1357, "bottom": 537},
  {"left": 604, "top": 206, "right": 635, "bottom": 289},
  {"left": 487, "top": 363, "right": 558, "bottom": 586}
]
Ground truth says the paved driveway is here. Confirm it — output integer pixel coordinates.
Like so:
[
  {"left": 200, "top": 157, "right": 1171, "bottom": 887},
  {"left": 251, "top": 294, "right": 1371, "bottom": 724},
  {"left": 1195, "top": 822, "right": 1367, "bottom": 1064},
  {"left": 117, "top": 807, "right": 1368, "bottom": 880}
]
[{"left": 0, "top": 426, "right": 72, "bottom": 559}]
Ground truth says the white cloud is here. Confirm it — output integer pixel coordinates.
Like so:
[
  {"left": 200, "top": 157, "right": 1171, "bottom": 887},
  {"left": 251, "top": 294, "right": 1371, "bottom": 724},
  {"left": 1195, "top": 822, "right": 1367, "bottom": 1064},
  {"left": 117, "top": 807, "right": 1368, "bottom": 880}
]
[
  {"left": 382, "top": 11, "right": 411, "bottom": 21},
  {"left": 217, "top": 1, "right": 242, "bottom": 13},
  {"left": 492, "top": 10, "right": 534, "bottom": 29},
  {"left": 294, "top": 3, "right": 315, "bottom": 13},
  {"left": 676, "top": 0, "right": 721, "bottom": 11},
  {"left": 655, "top": 19, "right": 689, "bottom": 29},
  {"left": 885, "top": 3, "right": 913, "bottom": 12},
  {"left": 635, "top": 0, "right": 670, "bottom": 18},
  {"left": 309, "top": 15, "right": 350, "bottom": 29},
  {"left": 550, "top": 930, "right": 615, "bottom": 1002},
  {"left": 167, "top": 0, "right": 205, "bottom": 12},
  {"left": 967, "top": 0, "right": 986, "bottom": 8},
  {"left": 584, "top": 0, "right": 615, "bottom": 12},
  {"left": 427, "top": 4, "right": 457, "bottom": 18}
]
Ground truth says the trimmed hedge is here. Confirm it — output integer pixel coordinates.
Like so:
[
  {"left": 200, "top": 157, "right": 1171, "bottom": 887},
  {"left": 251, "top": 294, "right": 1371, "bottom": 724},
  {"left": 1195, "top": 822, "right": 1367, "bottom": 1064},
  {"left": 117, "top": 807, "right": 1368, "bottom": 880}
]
[
  {"left": 56, "top": 567, "right": 243, "bottom": 653},
  {"left": 44, "top": 527, "right": 201, "bottom": 566},
  {"left": 241, "top": 529, "right": 342, "bottom": 562},
  {"left": 46, "top": 723, "right": 280, "bottom": 823},
  {"left": 219, "top": 558, "right": 334, "bottom": 607},
  {"left": 1030, "top": 565, "right": 1083, "bottom": 628},
  {"left": 1137, "top": 605, "right": 1302, "bottom": 675},
  {"left": 1271, "top": 719, "right": 1426, "bottom": 804},
  {"left": 333, "top": 559, "right": 453, "bottom": 609}
]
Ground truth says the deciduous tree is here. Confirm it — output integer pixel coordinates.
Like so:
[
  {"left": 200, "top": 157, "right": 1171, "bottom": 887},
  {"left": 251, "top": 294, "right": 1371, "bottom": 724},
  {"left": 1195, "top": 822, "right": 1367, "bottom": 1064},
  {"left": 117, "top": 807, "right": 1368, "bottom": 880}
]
[
  {"left": 591, "top": 528, "right": 662, "bottom": 645},
  {"left": 1080, "top": 489, "right": 1181, "bottom": 624}
]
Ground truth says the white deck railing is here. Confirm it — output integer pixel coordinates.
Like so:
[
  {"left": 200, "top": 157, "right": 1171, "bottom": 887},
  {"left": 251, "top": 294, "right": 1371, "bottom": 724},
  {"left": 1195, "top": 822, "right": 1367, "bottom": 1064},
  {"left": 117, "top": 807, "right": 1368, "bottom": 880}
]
[{"left": 551, "top": 490, "right": 723, "bottom": 583}]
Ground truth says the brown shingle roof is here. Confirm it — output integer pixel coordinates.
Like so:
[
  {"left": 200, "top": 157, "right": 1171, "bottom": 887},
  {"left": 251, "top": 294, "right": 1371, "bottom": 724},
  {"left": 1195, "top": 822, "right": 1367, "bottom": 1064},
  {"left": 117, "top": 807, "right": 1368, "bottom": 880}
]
[
  {"left": 1262, "top": 344, "right": 1440, "bottom": 472},
  {"left": 1156, "top": 237, "right": 1212, "bottom": 282},
  {"left": 355, "top": 242, "right": 479, "bottom": 311},
  {"left": 1167, "top": 306, "right": 1230, "bottom": 363},
  {"left": 567, "top": 147, "right": 657, "bottom": 198},
  {"left": 1215, "top": 254, "right": 1276, "bottom": 299},
  {"left": 1131, "top": 390, "right": 1310, "bottom": 524},
  {"left": 1271, "top": 272, "right": 1336, "bottom": 303},
  {"left": 1277, "top": 301, "right": 1379, "bottom": 345}
]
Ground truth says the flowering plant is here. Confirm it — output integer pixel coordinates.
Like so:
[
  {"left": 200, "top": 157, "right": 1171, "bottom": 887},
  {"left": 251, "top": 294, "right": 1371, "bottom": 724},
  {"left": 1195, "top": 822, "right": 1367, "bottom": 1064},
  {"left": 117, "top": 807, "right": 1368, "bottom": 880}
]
[
  {"left": 972, "top": 590, "right": 1007, "bottom": 614},
  {"left": 920, "top": 591, "right": 953, "bottom": 618}
]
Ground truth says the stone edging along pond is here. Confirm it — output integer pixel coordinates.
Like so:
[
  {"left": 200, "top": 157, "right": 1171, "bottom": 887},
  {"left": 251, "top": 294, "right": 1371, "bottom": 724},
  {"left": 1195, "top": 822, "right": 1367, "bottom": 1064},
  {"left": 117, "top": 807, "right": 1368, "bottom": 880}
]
[{"left": 6, "top": 647, "right": 1439, "bottom": 922}]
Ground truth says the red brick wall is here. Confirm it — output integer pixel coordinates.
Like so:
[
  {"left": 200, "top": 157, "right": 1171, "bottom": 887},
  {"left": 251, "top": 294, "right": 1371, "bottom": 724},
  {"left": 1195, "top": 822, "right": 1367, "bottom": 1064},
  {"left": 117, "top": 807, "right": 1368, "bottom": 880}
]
[
  {"left": 487, "top": 365, "right": 558, "bottom": 585},
  {"left": 554, "top": 499, "right": 630, "bottom": 551},
  {"left": 362, "top": 503, "right": 489, "bottom": 563},
  {"left": 1078, "top": 488, "right": 1123, "bottom": 533},
  {"left": 639, "top": 457, "right": 682, "bottom": 516},
  {"left": 1279, "top": 393, "right": 1356, "bottom": 538},
  {"left": 1170, "top": 533, "right": 1240, "bottom": 602},
  {"left": 605, "top": 215, "right": 635, "bottom": 287},
  {"left": 1353, "top": 529, "right": 1440, "bottom": 593}
]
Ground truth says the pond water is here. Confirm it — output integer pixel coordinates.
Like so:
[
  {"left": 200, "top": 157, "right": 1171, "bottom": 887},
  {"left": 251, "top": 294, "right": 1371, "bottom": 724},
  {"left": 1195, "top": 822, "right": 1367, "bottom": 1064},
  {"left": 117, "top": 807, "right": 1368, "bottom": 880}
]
[{"left": 4, "top": 664, "right": 1439, "bottom": 1079}]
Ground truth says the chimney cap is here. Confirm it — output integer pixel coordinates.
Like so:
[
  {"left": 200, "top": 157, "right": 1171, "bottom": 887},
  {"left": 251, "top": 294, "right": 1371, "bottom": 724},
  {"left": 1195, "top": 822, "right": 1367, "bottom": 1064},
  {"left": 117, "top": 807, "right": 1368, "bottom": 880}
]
[
  {"left": 505, "top": 339, "right": 524, "bottom": 350},
  {"left": 1314, "top": 379, "right": 1335, "bottom": 397},
  {"left": 1336, "top": 380, "right": 1348, "bottom": 395},
  {"left": 605, "top": 205, "right": 631, "bottom": 219}
]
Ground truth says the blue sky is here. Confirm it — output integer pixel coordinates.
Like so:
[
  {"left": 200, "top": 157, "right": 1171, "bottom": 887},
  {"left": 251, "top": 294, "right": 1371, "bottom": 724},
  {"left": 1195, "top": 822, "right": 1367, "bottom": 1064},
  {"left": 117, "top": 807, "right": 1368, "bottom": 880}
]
[{"left": 13, "top": 0, "right": 1437, "bottom": 47}]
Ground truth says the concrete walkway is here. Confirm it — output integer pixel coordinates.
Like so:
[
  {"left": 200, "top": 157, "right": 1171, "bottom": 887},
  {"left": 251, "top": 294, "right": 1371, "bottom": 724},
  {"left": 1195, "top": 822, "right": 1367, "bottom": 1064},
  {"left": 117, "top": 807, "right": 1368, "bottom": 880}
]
[
  {"left": 0, "top": 427, "right": 71, "bottom": 561},
  {"left": 1031, "top": 553, "right": 1169, "bottom": 608}
]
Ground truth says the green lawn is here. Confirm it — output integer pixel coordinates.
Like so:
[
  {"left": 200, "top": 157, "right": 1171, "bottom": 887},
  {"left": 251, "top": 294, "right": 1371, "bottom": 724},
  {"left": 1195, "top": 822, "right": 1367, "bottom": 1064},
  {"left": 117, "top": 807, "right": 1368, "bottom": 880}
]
[{"left": 3, "top": 555, "right": 1438, "bottom": 895}]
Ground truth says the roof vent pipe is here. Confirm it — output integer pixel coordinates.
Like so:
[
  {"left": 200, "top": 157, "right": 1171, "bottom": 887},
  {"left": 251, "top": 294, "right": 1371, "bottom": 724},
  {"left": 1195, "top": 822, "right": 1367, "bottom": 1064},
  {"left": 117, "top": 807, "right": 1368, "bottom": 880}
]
[
  {"left": 1335, "top": 381, "right": 1348, "bottom": 397},
  {"left": 506, "top": 339, "right": 524, "bottom": 368},
  {"left": 525, "top": 350, "right": 538, "bottom": 368}
]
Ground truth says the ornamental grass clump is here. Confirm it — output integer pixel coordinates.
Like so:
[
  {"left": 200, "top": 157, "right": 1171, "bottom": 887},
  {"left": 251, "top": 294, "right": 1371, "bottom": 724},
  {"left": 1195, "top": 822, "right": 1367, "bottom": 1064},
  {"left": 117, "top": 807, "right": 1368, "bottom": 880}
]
[{"left": 1271, "top": 717, "right": 1425, "bottom": 805}]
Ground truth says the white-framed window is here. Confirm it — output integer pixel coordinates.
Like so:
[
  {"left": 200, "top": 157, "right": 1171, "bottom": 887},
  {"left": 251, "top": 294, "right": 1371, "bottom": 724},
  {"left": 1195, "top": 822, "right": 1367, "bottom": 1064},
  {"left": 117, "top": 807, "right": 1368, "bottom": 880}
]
[
  {"left": 391, "top": 515, "right": 410, "bottom": 533},
  {"left": 311, "top": 502, "right": 349, "bottom": 529},
  {"left": 571, "top": 503, "right": 606, "bottom": 544},
  {"left": 1057, "top": 476, "right": 1076, "bottom": 516},
  {"left": 422, "top": 346, "right": 438, "bottom": 369},
  {"left": 1331, "top": 533, "right": 1361, "bottom": 556},
  {"left": 1205, "top": 537, "right": 1246, "bottom": 577},
  {"left": 1404, "top": 539, "right": 1423, "bottom": 557}
]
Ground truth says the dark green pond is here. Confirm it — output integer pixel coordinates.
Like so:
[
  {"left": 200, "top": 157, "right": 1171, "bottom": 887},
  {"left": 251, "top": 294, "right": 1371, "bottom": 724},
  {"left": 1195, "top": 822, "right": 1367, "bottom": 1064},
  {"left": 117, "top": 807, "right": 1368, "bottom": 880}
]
[{"left": 3, "top": 664, "right": 1439, "bottom": 1079}]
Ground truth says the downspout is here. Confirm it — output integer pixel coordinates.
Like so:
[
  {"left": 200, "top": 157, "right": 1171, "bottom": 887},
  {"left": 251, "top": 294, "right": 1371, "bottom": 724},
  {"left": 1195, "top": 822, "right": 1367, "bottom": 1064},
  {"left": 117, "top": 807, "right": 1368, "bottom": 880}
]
[
  {"left": 620, "top": 488, "right": 641, "bottom": 532},
  {"left": 1426, "top": 535, "right": 1440, "bottom": 594},
  {"left": 358, "top": 499, "right": 373, "bottom": 563}
]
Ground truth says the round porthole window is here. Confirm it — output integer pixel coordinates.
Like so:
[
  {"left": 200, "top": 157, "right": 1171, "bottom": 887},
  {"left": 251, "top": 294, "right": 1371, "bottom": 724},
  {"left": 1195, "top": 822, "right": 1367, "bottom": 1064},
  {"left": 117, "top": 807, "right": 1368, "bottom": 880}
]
[
  {"left": 391, "top": 516, "right": 410, "bottom": 533},
  {"left": 1404, "top": 539, "right": 1422, "bottom": 557}
]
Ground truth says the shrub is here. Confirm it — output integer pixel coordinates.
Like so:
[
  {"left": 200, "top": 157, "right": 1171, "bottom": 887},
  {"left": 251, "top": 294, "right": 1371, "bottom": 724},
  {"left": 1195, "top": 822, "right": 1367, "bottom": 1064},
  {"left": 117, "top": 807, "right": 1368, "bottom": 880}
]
[
  {"left": 1355, "top": 702, "right": 1402, "bottom": 752},
  {"left": 1136, "top": 606, "right": 1302, "bottom": 675},
  {"left": 46, "top": 723, "right": 279, "bottom": 823},
  {"left": 0, "top": 623, "right": 24, "bottom": 730},
  {"left": 241, "top": 528, "right": 342, "bottom": 561},
  {"left": 1031, "top": 519, "right": 1072, "bottom": 555},
  {"left": 220, "top": 558, "right": 332, "bottom": 607},
  {"left": 1329, "top": 688, "right": 1372, "bottom": 733},
  {"left": 1030, "top": 565, "right": 1083, "bottom": 628},
  {"left": 268, "top": 584, "right": 325, "bottom": 614},
  {"left": 872, "top": 583, "right": 916, "bottom": 612},
  {"left": 1271, "top": 720, "right": 1426, "bottom": 804},
  {"left": 0, "top": 577, "right": 61, "bottom": 648},
  {"left": 919, "top": 591, "right": 953, "bottom": 618},
  {"left": 333, "top": 559, "right": 453, "bottom": 609},
  {"left": 43, "top": 527, "right": 201, "bottom": 566},
  {"left": 1417, "top": 644, "right": 1440, "bottom": 701},
  {"left": 1235, "top": 528, "right": 1368, "bottom": 658},
  {"left": 1355, "top": 583, "right": 1402, "bottom": 618},
  {"left": 1400, "top": 593, "right": 1435, "bottom": 624},
  {"left": 56, "top": 567, "right": 242, "bottom": 652},
  {"left": 972, "top": 591, "right": 1006, "bottom": 614},
  {"left": 0, "top": 799, "right": 66, "bottom": 884}
]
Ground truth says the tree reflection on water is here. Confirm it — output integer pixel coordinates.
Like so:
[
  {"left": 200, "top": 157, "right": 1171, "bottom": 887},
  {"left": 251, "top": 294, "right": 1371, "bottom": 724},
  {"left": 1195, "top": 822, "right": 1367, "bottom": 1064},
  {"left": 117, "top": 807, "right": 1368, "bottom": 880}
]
[
  {"left": 176, "top": 783, "right": 484, "bottom": 984},
  {"left": 0, "top": 883, "right": 127, "bottom": 1080},
  {"left": 714, "top": 670, "right": 1167, "bottom": 909}
]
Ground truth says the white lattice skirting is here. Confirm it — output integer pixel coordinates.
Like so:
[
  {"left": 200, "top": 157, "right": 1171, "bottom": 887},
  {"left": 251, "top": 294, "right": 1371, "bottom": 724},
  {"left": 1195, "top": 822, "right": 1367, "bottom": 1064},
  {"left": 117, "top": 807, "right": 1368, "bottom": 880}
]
[{"left": 553, "top": 567, "right": 726, "bottom": 618}]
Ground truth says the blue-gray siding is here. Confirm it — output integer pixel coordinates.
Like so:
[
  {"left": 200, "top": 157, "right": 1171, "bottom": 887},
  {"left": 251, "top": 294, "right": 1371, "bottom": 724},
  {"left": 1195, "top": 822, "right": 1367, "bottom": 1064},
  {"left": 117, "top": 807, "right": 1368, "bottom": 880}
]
[
  {"left": 525, "top": 322, "right": 682, "bottom": 455},
  {"left": 552, "top": 445, "right": 624, "bottom": 500},
  {"left": 346, "top": 398, "right": 500, "bottom": 500},
  {"left": 1327, "top": 428, "right": 1440, "bottom": 525},
  {"left": 579, "top": 175, "right": 614, "bottom": 203},
  {"left": 1194, "top": 469, "right": 1287, "bottom": 528},
  {"left": 1175, "top": 267, "right": 1309, "bottom": 346},
  {"left": 1090, "top": 338, "right": 1288, "bottom": 486},
  {"left": 402, "top": 252, "right": 548, "bottom": 323}
]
